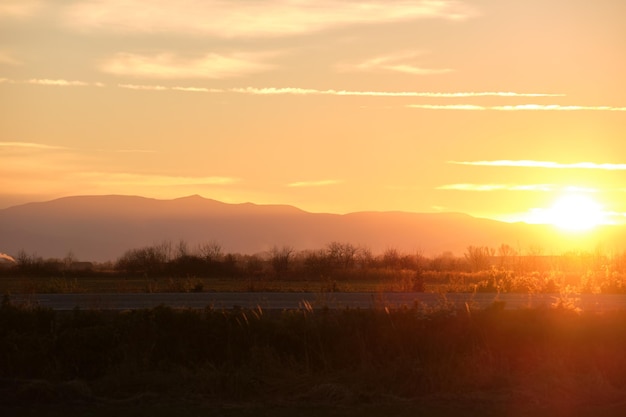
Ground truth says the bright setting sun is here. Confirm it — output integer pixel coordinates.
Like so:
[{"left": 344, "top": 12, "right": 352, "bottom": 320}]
[{"left": 532, "top": 194, "right": 607, "bottom": 232}]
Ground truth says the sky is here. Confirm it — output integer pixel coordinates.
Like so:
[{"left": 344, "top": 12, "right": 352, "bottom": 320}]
[{"left": 1, "top": 0, "right": 625, "bottom": 225}]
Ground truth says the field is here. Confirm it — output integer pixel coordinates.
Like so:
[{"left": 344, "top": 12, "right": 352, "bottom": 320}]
[
  {"left": 2, "top": 298, "right": 626, "bottom": 416},
  {"left": 3, "top": 247, "right": 626, "bottom": 415},
  {"left": 1, "top": 274, "right": 388, "bottom": 295}
]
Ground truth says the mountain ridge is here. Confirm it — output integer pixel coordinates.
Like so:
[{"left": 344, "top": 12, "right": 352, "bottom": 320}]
[{"left": 1, "top": 195, "right": 623, "bottom": 262}]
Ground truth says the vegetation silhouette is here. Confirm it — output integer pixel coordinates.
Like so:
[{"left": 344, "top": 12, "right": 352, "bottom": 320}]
[
  {"left": 2, "top": 298, "right": 626, "bottom": 413},
  {"left": 2, "top": 240, "right": 626, "bottom": 295}
]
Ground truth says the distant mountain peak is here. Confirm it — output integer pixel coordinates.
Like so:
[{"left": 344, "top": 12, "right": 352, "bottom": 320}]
[
  {"left": 174, "top": 194, "right": 205, "bottom": 200},
  {"left": 1, "top": 194, "right": 624, "bottom": 262}
]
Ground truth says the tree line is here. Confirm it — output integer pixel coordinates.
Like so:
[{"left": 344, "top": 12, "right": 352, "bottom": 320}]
[{"left": 4, "top": 240, "right": 626, "bottom": 287}]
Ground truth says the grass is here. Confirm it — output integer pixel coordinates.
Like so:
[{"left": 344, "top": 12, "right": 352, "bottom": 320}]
[
  {"left": 0, "top": 275, "right": 416, "bottom": 294},
  {"left": 2, "top": 300, "right": 626, "bottom": 415},
  {"left": 2, "top": 266, "right": 625, "bottom": 295},
  {"left": 5, "top": 401, "right": 626, "bottom": 417}
]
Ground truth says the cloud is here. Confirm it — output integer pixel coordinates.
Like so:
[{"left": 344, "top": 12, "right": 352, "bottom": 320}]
[
  {"left": 171, "top": 86, "right": 223, "bottom": 93},
  {"left": 0, "top": 50, "right": 22, "bottom": 66},
  {"left": 493, "top": 104, "right": 626, "bottom": 111},
  {"left": 438, "top": 184, "right": 605, "bottom": 194},
  {"left": 118, "top": 84, "right": 168, "bottom": 91},
  {"left": 338, "top": 51, "right": 452, "bottom": 75},
  {"left": 0, "top": 78, "right": 102, "bottom": 87},
  {"left": 409, "top": 104, "right": 626, "bottom": 111},
  {"left": 0, "top": 143, "right": 82, "bottom": 187},
  {"left": 0, "top": 0, "right": 41, "bottom": 18},
  {"left": 65, "top": 0, "right": 475, "bottom": 38},
  {"left": 118, "top": 84, "right": 223, "bottom": 93},
  {"left": 101, "top": 52, "right": 274, "bottom": 79},
  {"left": 409, "top": 104, "right": 485, "bottom": 110},
  {"left": 449, "top": 160, "right": 626, "bottom": 170},
  {"left": 0, "top": 141, "right": 157, "bottom": 154},
  {"left": 0, "top": 141, "right": 71, "bottom": 151},
  {"left": 230, "top": 87, "right": 562, "bottom": 98},
  {"left": 104, "top": 149, "right": 157, "bottom": 154},
  {"left": 382, "top": 65, "right": 452, "bottom": 75},
  {"left": 27, "top": 79, "right": 91, "bottom": 87},
  {"left": 1, "top": 143, "right": 237, "bottom": 198},
  {"left": 437, "top": 183, "right": 556, "bottom": 192},
  {"left": 2, "top": 78, "right": 563, "bottom": 98},
  {"left": 287, "top": 179, "right": 342, "bottom": 188},
  {"left": 75, "top": 172, "right": 239, "bottom": 188}
]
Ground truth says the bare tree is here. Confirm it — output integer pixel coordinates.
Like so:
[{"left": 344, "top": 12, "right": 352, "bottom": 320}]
[
  {"left": 326, "top": 242, "right": 359, "bottom": 269},
  {"left": 116, "top": 244, "right": 168, "bottom": 276},
  {"left": 63, "top": 251, "right": 76, "bottom": 269},
  {"left": 414, "top": 249, "right": 427, "bottom": 272},
  {"left": 382, "top": 247, "right": 401, "bottom": 269},
  {"left": 154, "top": 240, "right": 173, "bottom": 262},
  {"left": 464, "top": 245, "right": 494, "bottom": 272},
  {"left": 197, "top": 240, "right": 223, "bottom": 262},
  {"left": 497, "top": 244, "right": 517, "bottom": 269},
  {"left": 175, "top": 239, "right": 189, "bottom": 259},
  {"left": 269, "top": 245, "right": 295, "bottom": 277}
]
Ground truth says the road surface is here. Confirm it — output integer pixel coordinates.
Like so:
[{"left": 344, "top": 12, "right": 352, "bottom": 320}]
[{"left": 8, "top": 292, "right": 626, "bottom": 312}]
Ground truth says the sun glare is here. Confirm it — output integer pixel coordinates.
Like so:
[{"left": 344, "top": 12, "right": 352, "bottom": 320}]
[{"left": 542, "top": 194, "right": 606, "bottom": 232}]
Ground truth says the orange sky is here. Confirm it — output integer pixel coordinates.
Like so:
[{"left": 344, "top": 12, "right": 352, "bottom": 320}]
[{"left": 1, "top": 1, "right": 625, "bottom": 225}]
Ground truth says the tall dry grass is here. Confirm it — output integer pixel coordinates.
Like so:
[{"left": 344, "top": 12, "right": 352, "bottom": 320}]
[{"left": 2, "top": 298, "right": 626, "bottom": 410}]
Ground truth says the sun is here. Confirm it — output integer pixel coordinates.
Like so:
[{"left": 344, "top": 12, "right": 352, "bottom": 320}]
[
  {"left": 518, "top": 192, "right": 612, "bottom": 232},
  {"left": 544, "top": 194, "right": 606, "bottom": 232}
]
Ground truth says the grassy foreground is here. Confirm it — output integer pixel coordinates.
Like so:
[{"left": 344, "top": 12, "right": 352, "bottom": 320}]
[{"left": 2, "top": 299, "right": 626, "bottom": 415}]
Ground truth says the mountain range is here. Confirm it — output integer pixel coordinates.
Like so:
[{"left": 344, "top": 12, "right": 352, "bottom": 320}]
[{"left": 1, "top": 195, "right": 624, "bottom": 262}]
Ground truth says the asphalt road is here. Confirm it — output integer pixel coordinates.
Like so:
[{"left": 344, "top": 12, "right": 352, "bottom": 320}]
[{"left": 9, "top": 292, "right": 626, "bottom": 312}]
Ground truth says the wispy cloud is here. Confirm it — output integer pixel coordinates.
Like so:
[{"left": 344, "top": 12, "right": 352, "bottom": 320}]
[
  {"left": 117, "top": 84, "right": 168, "bottom": 91},
  {"left": 287, "top": 179, "right": 342, "bottom": 188},
  {"left": 0, "top": 78, "right": 103, "bottom": 87},
  {"left": 0, "top": 141, "right": 157, "bottom": 155},
  {"left": 1, "top": 142, "right": 235, "bottom": 196},
  {"left": 118, "top": 84, "right": 223, "bottom": 93},
  {"left": 409, "top": 104, "right": 626, "bottom": 111},
  {"left": 28, "top": 79, "right": 93, "bottom": 87},
  {"left": 230, "top": 87, "right": 562, "bottom": 98},
  {"left": 0, "top": 143, "right": 82, "bottom": 182},
  {"left": 171, "top": 86, "right": 223, "bottom": 93},
  {"left": 338, "top": 51, "right": 452, "bottom": 75},
  {"left": 493, "top": 104, "right": 626, "bottom": 111},
  {"left": 117, "top": 84, "right": 563, "bottom": 98},
  {"left": 101, "top": 52, "right": 274, "bottom": 79},
  {"left": 2, "top": 78, "right": 564, "bottom": 98},
  {"left": 438, "top": 184, "right": 604, "bottom": 194},
  {"left": 0, "top": 0, "right": 42, "bottom": 18},
  {"left": 0, "top": 50, "right": 22, "bottom": 66},
  {"left": 65, "top": 0, "right": 475, "bottom": 38},
  {"left": 381, "top": 65, "right": 451, "bottom": 75},
  {"left": 449, "top": 160, "right": 626, "bottom": 170},
  {"left": 0, "top": 141, "right": 70, "bottom": 151},
  {"left": 105, "top": 149, "right": 157, "bottom": 154},
  {"left": 78, "top": 172, "right": 240, "bottom": 187},
  {"left": 500, "top": 209, "right": 625, "bottom": 226},
  {"left": 437, "top": 183, "right": 556, "bottom": 192},
  {"left": 409, "top": 104, "right": 485, "bottom": 110}
]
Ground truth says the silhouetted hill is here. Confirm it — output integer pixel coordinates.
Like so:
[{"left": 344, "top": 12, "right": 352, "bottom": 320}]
[{"left": 1, "top": 195, "right": 624, "bottom": 262}]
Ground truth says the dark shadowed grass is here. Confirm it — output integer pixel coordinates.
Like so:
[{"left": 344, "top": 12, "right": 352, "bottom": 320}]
[
  {"left": 2, "top": 299, "right": 626, "bottom": 415},
  {"left": 4, "top": 401, "right": 626, "bottom": 417},
  {"left": 2, "top": 266, "right": 626, "bottom": 295}
]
